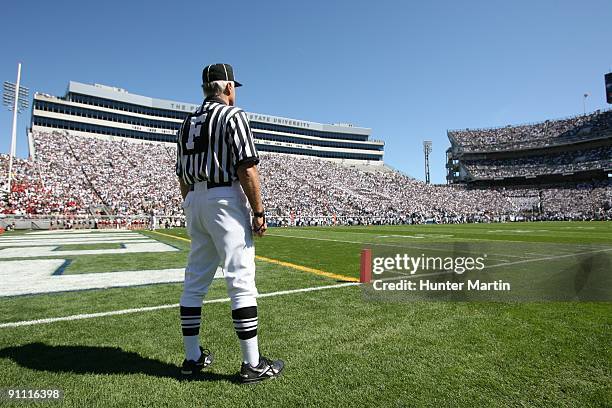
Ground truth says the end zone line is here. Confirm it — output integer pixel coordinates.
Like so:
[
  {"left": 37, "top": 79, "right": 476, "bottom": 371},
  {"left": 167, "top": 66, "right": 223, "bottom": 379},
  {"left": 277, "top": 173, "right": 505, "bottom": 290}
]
[
  {"left": 0, "top": 282, "right": 360, "bottom": 329},
  {"left": 148, "top": 230, "right": 359, "bottom": 283}
]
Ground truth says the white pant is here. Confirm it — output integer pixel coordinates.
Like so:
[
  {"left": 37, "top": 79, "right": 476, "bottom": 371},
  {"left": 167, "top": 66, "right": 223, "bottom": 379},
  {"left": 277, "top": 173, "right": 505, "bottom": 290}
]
[{"left": 180, "top": 181, "right": 258, "bottom": 310}]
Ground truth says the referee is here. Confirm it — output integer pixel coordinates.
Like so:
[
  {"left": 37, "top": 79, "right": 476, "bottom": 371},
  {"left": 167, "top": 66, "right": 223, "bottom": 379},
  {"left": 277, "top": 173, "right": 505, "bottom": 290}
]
[{"left": 175, "top": 63, "right": 284, "bottom": 383}]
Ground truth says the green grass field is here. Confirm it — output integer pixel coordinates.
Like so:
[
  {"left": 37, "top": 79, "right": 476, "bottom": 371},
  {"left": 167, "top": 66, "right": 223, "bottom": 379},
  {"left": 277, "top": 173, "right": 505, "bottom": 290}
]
[{"left": 0, "top": 222, "right": 610, "bottom": 407}]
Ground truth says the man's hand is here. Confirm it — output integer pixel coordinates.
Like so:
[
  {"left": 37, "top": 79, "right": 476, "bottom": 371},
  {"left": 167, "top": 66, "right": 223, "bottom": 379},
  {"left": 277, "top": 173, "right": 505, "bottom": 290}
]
[
  {"left": 179, "top": 178, "right": 190, "bottom": 200},
  {"left": 252, "top": 216, "right": 267, "bottom": 237}
]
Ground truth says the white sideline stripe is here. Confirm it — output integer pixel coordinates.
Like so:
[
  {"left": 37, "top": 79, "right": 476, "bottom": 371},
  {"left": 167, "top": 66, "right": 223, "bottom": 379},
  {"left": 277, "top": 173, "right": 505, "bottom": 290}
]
[
  {"left": 268, "top": 230, "right": 546, "bottom": 245},
  {"left": 0, "top": 236, "right": 149, "bottom": 242},
  {"left": 0, "top": 233, "right": 144, "bottom": 241},
  {"left": 0, "top": 239, "right": 155, "bottom": 248},
  {"left": 26, "top": 229, "right": 135, "bottom": 235},
  {"left": 266, "top": 233, "right": 532, "bottom": 259},
  {"left": 0, "top": 282, "right": 360, "bottom": 329},
  {"left": 0, "top": 242, "right": 178, "bottom": 259}
]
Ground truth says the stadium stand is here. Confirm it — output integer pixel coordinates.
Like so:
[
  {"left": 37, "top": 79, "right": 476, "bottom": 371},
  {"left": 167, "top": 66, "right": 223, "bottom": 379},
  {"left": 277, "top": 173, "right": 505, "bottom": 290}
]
[
  {"left": 463, "top": 147, "right": 611, "bottom": 179},
  {"left": 1, "top": 129, "right": 610, "bottom": 224},
  {"left": 447, "top": 109, "right": 611, "bottom": 186},
  {"left": 448, "top": 109, "right": 612, "bottom": 152}
]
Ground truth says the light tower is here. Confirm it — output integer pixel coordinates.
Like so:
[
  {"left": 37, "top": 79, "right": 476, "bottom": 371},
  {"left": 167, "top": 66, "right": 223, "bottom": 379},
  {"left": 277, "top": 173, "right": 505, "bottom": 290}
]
[
  {"left": 423, "top": 140, "right": 432, "bottom": 184},
  {"left": 2, "top": 63, "right": 30, "bottom": 196}
]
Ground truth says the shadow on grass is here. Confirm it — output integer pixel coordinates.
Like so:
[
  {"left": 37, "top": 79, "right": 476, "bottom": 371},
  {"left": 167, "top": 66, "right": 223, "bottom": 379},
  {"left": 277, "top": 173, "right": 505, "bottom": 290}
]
[{"left": 0, "top": 342, "right": 240, "bottom": 384}]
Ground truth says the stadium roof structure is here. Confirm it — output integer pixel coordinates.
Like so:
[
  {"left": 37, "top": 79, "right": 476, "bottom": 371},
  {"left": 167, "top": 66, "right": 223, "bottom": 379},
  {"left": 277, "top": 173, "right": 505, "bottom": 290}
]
[
  {"left": 30, "top": 81, "right": 385, "bottom": 165},
  {"left": 67, "top": 81, "right": 372, "bottom": 137}
]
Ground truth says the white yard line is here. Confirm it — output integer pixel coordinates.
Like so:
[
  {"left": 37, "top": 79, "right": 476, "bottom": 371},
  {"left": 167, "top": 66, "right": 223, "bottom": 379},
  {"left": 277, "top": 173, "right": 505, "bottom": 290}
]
[
  {"left": 0, "top": 260, "right": 223, "bottom": 297},
  {"left": 0, "top": 282, "right": 359, "bottom": 328}
]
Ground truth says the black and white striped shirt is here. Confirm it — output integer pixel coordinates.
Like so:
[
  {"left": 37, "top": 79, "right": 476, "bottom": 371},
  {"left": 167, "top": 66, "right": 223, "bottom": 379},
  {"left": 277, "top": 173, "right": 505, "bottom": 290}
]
[{"left": 175, "top": 96, "right": 259, "bottom": 185}]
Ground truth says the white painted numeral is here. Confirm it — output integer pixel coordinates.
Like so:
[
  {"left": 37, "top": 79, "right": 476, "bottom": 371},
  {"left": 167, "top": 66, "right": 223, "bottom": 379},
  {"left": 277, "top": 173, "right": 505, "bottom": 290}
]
[{"left": 186, "top": 114, "right": 206, "bottom": 150}]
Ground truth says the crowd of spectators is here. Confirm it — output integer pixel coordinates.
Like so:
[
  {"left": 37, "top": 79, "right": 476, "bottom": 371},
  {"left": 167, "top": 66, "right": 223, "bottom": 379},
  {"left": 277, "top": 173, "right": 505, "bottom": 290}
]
[
  {"left": 449, "top": 109, "right": 612, "bottom": 152},
  {"left": 464, "top": 146, "right": 611, "bottom": 179},
  {"left": 0, "top": 154, "right": 45, "bottom": 215},
  {"left": 259, "top": 153, "right": 518, "bottom": 224},
  {"left": 0, "top": 130, "right": 610, "bottom": 224}
]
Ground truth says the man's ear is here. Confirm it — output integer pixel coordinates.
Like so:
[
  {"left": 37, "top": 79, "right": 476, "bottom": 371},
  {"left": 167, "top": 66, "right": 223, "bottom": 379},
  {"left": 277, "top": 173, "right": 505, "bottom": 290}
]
[{"left": 224, "top": 82, "right": 234, "bottom": 96}]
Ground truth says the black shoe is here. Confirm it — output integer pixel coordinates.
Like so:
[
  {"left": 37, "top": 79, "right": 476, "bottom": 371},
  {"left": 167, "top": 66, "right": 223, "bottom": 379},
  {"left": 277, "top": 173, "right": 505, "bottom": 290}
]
[
  {"left": 181, "top": 347, "right": 214, "bottom": 376},
  {"left": 240, "top": 356, "right": 284, "bottom": 384}
]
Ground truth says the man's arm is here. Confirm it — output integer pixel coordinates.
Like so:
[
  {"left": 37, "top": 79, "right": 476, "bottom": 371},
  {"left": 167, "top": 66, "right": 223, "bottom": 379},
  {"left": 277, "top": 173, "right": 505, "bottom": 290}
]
[
  {"left": 176, "top": 113, "right": 192, "bottom": 201},
  {"left": 237, "top": 162, "right": 266, "bottom": 237}
]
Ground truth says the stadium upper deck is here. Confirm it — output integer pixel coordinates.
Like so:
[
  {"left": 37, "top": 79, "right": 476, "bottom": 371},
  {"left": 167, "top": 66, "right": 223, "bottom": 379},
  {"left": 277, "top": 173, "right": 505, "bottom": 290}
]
[
  {"left": 446, "top": 109, "right": 612, "bottom": 184},
  {"left": 447, "top": 109, "right": 612, "bottom": 154},
  {"left": 30, "top": 81, "right": 384, "bottom": 164}
]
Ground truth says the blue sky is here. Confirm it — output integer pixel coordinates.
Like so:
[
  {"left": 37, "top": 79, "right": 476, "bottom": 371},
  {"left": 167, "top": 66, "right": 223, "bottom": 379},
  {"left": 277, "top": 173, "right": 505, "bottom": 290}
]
[{"left": 1, "top": 0, "right": 610, "bottom": 183}]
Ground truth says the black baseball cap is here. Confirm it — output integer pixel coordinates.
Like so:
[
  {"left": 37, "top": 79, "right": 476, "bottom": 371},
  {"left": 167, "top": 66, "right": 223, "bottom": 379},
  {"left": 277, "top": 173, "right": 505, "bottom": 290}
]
[{"left": 202, "top": 63, "right": 242, "bottom": 87}]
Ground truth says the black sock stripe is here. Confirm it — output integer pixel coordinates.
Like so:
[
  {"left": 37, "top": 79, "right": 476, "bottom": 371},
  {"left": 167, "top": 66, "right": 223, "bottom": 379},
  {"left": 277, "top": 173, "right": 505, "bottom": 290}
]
[
  {"left": 180, "top": 306, "right": 201, "bottom": 316},
  {"left": 231, "top": 306, "right": 257, "bottom": 320},
  {"left": 182, "top": 327, "right": 200, "bottom": 336},
  {"left": 236, "top": 328, "right": 257, "bottom": 340}
]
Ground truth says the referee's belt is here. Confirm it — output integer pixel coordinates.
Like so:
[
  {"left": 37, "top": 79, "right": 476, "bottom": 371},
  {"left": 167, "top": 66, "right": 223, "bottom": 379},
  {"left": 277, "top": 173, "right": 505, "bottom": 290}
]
[{"left": 189, "top": 181, "right": 233, "bottom": 191}]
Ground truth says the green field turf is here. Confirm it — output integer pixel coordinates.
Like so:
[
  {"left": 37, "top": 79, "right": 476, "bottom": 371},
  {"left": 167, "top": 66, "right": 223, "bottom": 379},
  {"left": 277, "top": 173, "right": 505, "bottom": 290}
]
[{"left": 0, "top": 222, "right": 610, "bottom": 407}]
